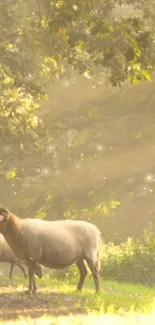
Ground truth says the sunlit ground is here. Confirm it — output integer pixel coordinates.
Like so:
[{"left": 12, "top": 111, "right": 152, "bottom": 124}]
[
  {"left": 0, "top": 275, "right": 155, "bottom": 324},
  {"left": 2, "top": 312, "right": 155, "bottom": 325}
]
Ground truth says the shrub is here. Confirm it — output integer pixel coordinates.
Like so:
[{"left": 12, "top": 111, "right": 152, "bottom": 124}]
[{"left": 100, "top": 224, "right": 155, "bottom": 285}]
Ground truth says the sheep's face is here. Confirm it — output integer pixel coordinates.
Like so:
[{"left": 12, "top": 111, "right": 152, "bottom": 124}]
[{"left": 0, "top": 208, "right": 10, "bottom": 234}]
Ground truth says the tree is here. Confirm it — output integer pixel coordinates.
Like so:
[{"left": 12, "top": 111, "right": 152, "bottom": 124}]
[
  {"left": 1, "top": 0, "right": 155, "bottom": 160},
  {"left": 23, "top": 0, "right": 155, "bottom": 86},
  {"left": 1, "top": 0, "right": 155, "bottom": 241}
]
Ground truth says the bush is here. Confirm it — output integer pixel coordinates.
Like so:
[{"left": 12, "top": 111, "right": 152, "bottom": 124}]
[{"left": 100, "top": 225, "right": 155, "bottom": 285}]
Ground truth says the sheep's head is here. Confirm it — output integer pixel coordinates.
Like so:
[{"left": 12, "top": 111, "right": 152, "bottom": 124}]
[{"left": 0, "top": 207, "right": 10, "bottom": 233}]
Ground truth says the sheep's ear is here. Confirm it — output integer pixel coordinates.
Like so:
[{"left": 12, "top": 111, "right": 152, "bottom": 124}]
[{"left": 0, "top": 215, "right": 4, "bottom": 222}]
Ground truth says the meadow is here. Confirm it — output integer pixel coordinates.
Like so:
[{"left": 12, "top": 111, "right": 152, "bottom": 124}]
[
  {"left": 1, "top": 227, "right": 155, "bottom": 324},
  {"left": 0, "top": 275, "right": 155, "bottom": 324}
]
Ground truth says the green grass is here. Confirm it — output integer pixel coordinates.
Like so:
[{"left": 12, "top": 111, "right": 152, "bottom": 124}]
[
  {"left": 1, "top": 276, "right": 155, "bottom": 324},
  {"left": 41, "top": 276, "right": 155, "bottom": 312}
]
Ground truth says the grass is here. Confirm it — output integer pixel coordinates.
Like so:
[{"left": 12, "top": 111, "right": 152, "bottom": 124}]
[
  {"left": 0, "top": 275, "right": 155, "bottom": 324},
  {"left": 38, "top": 276, "right": 155, "bottom": 312}
]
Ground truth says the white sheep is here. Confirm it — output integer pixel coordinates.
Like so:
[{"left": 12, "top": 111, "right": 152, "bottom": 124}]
[
  {"left": 0, "top": 208, "right": 101, "bottom": 294},
  {"left": 0, "top": 234, "right": 43, "bottom": 280},
  {"left": 0, "top": 234, "right": 27, "bottom": 278}
]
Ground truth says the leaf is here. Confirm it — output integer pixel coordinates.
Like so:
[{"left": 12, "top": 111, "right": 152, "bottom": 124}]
[
  {"left": 7, "top": 168, "right": 17, "bottom": 179},
  {"left": 140, "top": 70, "right": 152, "bottom": 82}
]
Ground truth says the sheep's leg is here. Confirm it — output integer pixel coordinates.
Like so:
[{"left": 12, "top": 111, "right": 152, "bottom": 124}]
[
  {"left": 31, "top": 263, "right": 44, "bottom": 293},
  {"left": 76, "top": 259, "right": 87, "bottom": 291},
  {"left": 32, "top": 274, "right": 37, "bottom": 293},
  {"left": 16, "top": 263, "right": 27, "bottom": 278},
  {"left": 25, "top": 258, "right": 38, "bottom": 294},
  {"left": 30, "top": 260, "right": 38, "bottom": 293},
  {"left": 86, "top": 257, "right": 100, "bottom": 293},
  {"left": 25, "top": 265, "right": 34, "bottom": 294},
  {"left": 9, "top": 263, "right": 14, "bottom": 278}
]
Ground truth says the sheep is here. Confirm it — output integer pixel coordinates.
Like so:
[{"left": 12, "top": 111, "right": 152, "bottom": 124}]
[
  {"left": 0, "top": 207, "right": 101, "bottom": 294},
  {"left": 0, "top": 234, "right": 27, "bottom": 278},
  {"left": 0, "top": 234, "right": 43, "bottom": 280}
]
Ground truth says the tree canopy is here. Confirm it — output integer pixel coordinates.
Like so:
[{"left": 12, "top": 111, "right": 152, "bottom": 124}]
[{"left": 1, "top": 0, "right": 155, "bottom": 242}]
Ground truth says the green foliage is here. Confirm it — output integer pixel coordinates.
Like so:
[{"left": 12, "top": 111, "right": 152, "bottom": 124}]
[
  {"left": 1, "top": 0, "right": 155, "bottom": 95},
  {"left": 100, "top": 225, "right": 155, "bottom": 285},
  {"left": 1, "top": 0, "right": 155, "bottom": 244},
  {"left": 35, "top": 193, "right": 53, "bottom": 220},
  {"left": 35, "top": 207, "right": 47, "bottom": 220},
  {"left": 6, "top": 168, "right": 17, "bottom": 179},
  {"left": 1, "top": 0, "right": 155, "bottom": 154}
]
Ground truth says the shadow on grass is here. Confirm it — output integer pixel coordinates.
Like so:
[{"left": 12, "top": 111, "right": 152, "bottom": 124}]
[
  {"left": 0, "top": 278, "right": 155, "bottom": 321},
  {"left": 0, "top": 284, "right": 88, "bottom": 321}
]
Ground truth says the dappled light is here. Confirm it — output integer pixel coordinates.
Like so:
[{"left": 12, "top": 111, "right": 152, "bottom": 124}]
[{"left": 1, "top": 0, "right": 155, "bottom": 324}]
